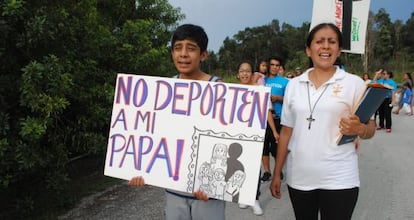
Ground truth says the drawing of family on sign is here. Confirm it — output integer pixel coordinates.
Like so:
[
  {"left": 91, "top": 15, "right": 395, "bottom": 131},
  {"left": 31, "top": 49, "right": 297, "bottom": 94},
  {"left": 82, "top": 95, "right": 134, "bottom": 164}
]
[{"left": 196, "top": 142, "right": 246, "bottom": 203}]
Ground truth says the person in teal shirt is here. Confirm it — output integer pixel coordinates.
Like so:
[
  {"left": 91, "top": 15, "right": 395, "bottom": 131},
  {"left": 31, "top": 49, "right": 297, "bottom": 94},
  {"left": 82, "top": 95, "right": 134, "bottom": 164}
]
[
  {"left": 260, "top": 57, "right": 289, "bottom": 182},
  {"left": 376, "top": 69, "right": 398, "bottom": 132}
]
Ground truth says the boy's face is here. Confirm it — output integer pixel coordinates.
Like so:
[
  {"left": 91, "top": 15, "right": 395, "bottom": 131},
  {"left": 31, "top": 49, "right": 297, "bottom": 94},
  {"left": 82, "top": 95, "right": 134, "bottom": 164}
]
[
  {"left": 383, "top": 71, "right": 390, "bottom": 79},
  {"left": 171, "top": 39, "right": 207, "bottom": 75},
  {"left": 268, "top": 59, "right": 281, "bottom": 76}
]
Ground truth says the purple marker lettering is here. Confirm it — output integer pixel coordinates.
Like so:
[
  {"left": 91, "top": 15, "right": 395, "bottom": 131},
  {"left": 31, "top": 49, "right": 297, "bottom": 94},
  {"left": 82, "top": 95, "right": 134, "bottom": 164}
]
[
  {"left": 172, "top": 82, "right": 188, "bottom": 115},
  {"left": 134, "top": 111, "right": 152, "bottom": 132},
  {"left": 237, "top": 90, "right": 252, "bottom": 123},
  {"left": 227, "top": 86, "right": 248, "bottom": 124},
  {"left": 154, "top": 80, "right": 172, "bottom": 110},
  {"left": 115, "top": 76, "right": 133, "bottom": 105},
  {"left": 248, "top": 92, "right": 268, "bottom": 129},
  {"left": 187, "top": 82, "right": 202, "bottom": 116},
  {"left": 151, "top": 112, "right": 156, "bottom": 134},
  {"left": 146, "top": 138, "right": 173, "bottom": 177},
  {"left": 172, "top": 139, "right": 184, "bottom": 181},
  {"left": 119, "top": 135, "right": 137, "bottom": 168},
  {"left": 138, "top": 136, "right": 153, "bottom": 171},
  {"left": 109, "top": 134, "right": 126, "bottom": 167},
  {"left": 111, "top": 109, "right": 128, "bottom": 130},
  {"left": 200, "top": 84, "right": 214, "bottom": 115},
  {"left": 132, "top": 78, "right": 148, "bottom": 107},
  {"left": 212, "top": 84, "right": 228, "bottom": 125}
]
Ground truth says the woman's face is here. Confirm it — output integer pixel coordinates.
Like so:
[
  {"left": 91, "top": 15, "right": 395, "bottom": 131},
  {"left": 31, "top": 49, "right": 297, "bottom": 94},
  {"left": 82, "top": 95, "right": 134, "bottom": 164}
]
[
  {"left": 237, "top": 63, "right": 253, "bottom": 85},
  {"left": 404, "top": 73, "right": 408, "bottom": 80},
  {"left": 306, "top": 26, "right": 341, "bottom": 70}
]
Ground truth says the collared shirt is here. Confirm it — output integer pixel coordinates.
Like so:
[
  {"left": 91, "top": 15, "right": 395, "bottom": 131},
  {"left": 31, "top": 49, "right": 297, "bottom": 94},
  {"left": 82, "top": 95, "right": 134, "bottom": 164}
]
[{"left": 281, "top": 67, "right": 366, "bottom": 190}]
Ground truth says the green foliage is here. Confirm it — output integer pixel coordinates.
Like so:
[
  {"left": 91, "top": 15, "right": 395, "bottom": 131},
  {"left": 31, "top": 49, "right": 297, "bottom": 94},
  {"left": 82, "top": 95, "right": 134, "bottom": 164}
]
[
  {"left": 0, "top": 0, "right": 183, "bottom": 218},
  {"left": 113, "top": 19, "right": 170, "bottom": 74},
  {"left": 217, "top": 20, "right": 311, "bottom": 74},
  {"left": 213, "top": 9, "right": 413, "bottom": 77},
  {"left": 19, "top": 117, "right": 47, "bottom": 141},
  {"left": 20, "top": 56, "right": 72, "bottom": 116}
]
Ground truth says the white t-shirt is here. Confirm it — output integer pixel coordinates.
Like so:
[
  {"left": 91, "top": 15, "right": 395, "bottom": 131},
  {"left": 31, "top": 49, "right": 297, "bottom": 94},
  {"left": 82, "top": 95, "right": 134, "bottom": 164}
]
[{"left": 281, "top": 67, "right": 366, "bottom": 190}]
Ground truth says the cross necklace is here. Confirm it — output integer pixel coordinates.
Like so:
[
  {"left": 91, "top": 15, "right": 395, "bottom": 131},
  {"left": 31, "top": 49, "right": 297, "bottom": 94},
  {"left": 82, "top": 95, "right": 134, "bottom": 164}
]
[{"left": 306, "top": 81, "right": 329, "bottom": 130}]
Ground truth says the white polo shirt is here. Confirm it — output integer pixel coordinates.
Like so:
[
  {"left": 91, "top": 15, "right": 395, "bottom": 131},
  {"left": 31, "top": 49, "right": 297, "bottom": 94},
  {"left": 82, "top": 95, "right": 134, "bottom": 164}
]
[{"left": 281, "top": 67, "right": 366, "bottom": 190}]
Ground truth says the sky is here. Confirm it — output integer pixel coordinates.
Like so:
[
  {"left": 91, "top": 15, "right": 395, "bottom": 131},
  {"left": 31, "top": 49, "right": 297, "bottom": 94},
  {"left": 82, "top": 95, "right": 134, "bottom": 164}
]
[{"left": 168, "top": 0, "right": 414, "bottom": 52}]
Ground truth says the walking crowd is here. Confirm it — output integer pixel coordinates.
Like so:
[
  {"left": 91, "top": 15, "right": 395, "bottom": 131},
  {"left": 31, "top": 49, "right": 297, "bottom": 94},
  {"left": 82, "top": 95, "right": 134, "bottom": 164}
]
[{"left": 128, "top": 23, "right": 413, "bottom": 220}]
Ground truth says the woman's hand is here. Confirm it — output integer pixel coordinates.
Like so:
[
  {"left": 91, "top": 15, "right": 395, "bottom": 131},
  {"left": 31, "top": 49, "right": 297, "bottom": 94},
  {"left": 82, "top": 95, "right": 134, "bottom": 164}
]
[
  {"left": 339, "top": 115, "right": 364, "bottom": 136},
  {"left": 269, "top": 175, "right": 282, "bottom": 199}
]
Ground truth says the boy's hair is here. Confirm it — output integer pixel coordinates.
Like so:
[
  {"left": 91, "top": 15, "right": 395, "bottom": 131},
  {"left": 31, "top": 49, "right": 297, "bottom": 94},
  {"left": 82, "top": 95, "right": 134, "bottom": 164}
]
[
  {"left": 237, "top": 60, "right": 253, "bottom": 72},
  {"left": 268, "top": 56, "right": 284, "bottom": 67},
  {"left": 386, "top": 70, "right": 394, "bottom": 78},
  {"left": 403, "top": 82, "right": 412, "bottom": 89},
  {"left": 171, "top": 24, "right": 208, "bottom": 53},
  {"left": 255, "top": 57, "right": 268, "bottom": 72}
]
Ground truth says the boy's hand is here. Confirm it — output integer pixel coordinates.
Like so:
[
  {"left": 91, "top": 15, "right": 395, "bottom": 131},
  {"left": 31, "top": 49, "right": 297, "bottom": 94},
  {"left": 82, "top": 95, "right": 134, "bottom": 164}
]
[
  {"left": 273, "top": 131, "right": 280, "bottom": 143},
  {"left": 193, "top": 190, "right": 209, "bottom": 201},
  {"left": 128, "top": 176, "right": 145, "bottom": 187}
]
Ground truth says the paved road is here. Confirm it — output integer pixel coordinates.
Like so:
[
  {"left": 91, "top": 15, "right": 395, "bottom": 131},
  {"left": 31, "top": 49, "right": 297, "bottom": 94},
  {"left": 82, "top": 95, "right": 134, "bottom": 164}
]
[{"left": 60, "top": 113, "right": 414, "bottom": 220}]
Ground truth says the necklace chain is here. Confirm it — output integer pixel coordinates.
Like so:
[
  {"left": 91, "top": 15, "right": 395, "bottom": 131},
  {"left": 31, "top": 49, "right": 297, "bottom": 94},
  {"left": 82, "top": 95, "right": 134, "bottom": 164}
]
[{"left": 306, "top": 82, "right": 329, "bottom": 130}]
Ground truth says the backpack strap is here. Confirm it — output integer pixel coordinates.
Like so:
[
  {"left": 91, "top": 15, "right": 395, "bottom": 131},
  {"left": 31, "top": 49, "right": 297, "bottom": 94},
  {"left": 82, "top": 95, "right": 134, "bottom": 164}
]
[
  {"left": 209, "top": 75, "right": 222, "bottom": 82},
  {"left": 173, "top": 74, "right": 221, "bottom": 82}
]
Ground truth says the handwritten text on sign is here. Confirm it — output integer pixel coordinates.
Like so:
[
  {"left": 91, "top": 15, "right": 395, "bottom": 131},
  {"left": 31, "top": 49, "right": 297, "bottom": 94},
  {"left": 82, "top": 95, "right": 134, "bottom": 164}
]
[{"left": 104, "top": 74, "right": 270, "bottom": 193}]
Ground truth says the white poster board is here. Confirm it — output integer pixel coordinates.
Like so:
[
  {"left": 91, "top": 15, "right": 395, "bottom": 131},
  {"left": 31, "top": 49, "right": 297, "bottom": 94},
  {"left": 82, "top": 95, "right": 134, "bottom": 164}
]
[
  {"left": 104, "top": 74, "right": 270, "bottom": 206},
  {"left": 311, "top": 0, "right": 370, "bottom": 54}
]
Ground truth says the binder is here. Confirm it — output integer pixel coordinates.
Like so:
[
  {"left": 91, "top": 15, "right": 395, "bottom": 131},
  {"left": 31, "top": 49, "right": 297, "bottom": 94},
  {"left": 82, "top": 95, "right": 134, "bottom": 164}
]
[{"left": 337, "top": 83, "right": 391, "bottom": 145}]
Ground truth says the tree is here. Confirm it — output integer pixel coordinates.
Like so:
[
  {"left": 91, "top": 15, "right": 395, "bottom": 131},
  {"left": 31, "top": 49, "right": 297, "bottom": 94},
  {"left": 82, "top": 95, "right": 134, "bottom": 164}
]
[
  {"left": 0, "top": 0, "right": 183, "bottom": 218},
  {"left": 372, "top": 8, "right": 394, "bottom": 66},
  {"left": 202, "top": 51, "right": 219, "bottom": 75}
]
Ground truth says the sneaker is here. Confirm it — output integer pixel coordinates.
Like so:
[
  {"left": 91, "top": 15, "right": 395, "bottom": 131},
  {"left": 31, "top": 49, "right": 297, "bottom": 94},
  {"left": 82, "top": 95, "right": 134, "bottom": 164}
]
[
  {"left": 261, "top": 172, "right": 271, "bottom": 182},
  {"left": 386, "top": 129, "right": 391, "bottom": 133},
  {"left": 252, "top": 200, "right": 264, "bottom": 216},
  {"left": 376, "top": 126, "right": 383, "bottom": 130},
  {"left": 239, "top": 204, "right": 248, "bottom": 209}
]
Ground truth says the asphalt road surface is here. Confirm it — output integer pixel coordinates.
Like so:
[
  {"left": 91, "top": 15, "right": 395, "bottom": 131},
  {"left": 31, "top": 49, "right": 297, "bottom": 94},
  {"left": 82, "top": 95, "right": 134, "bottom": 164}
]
[{"left": 60, "top": 113, "right": 414, "bottom": 220}]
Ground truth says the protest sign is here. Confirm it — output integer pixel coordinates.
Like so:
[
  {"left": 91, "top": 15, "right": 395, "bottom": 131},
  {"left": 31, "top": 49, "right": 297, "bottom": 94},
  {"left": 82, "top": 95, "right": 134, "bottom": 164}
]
[
  {"left": 104, "top": 73, "right": 270, "bottom": 205},
  {"left": 311, "top": 0, "right": 371, "bottom": 54}
]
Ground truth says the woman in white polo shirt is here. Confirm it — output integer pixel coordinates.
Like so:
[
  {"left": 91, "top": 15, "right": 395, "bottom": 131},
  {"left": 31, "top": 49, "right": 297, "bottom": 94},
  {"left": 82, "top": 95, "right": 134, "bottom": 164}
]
[{"left": 269, "top": 23, "right": 376, "bottom": 220}]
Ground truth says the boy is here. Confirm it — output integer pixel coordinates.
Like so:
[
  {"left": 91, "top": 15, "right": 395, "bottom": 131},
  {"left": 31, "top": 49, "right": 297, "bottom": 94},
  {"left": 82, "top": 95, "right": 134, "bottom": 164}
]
[
  {"left": 129, "top": 24, "right": 225, "bottom": 220},
  {"left": 261, "top": 57, "right": 288, "bottom": 182}
]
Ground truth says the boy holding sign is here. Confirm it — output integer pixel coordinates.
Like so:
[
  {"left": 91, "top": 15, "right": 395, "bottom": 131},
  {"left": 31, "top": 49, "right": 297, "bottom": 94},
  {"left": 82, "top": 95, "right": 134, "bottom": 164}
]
[{"left": 129, "top": 24, "right": 225, "bottom": 220}]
